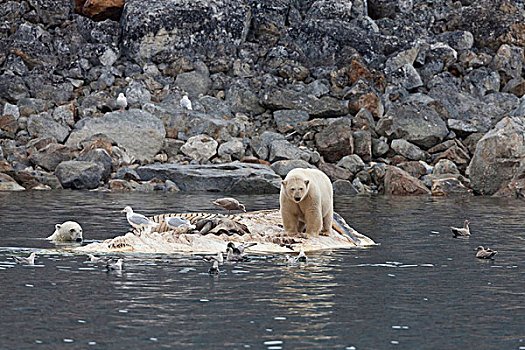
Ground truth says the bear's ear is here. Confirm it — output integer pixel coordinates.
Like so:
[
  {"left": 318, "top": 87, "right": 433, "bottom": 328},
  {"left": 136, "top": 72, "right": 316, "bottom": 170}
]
[
  {"left": 304, "top": 179, "right": 310, "bottom": 186},
  {"left": 55, "top": 224, "right": 61, "bottom": 231},
  {"left": 281, "top": 180, "right": 287, "bottom": 186}
]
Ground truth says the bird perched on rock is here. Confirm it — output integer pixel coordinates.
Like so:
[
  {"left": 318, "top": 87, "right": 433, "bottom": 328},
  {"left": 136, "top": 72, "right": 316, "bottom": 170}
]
[
  {"left": 475, "top": 246, "right": 498, "bottom": 259},
  {"left": 14, "top": 252, "right": 36, "bottom": 265},
  {"left": 226, "top": 242, "right": 256, "bottom": 261},
  {"left": 213, "top": 198, "right": 246, "bottom": 214},
  {"left": 117, "top": 93, "right": 127, "bottom": 112},
  {"left": 87, "top": 254, "right": 110, "bottom": 264},
  {"left": 208, "top": 260, "right": 220, "bottom": 275},
  {"left": 180, "top": 95, "right": 192, "bottom": 110},
  {"left": 106, "top": 258, "right": 123, "bottom": 271},
  {"left": 451, "top": 220, "right": 470, "bottom": 237},
  {"left": 165, "top": 216, "right": 195, "bottom": 230},
  {"left": 121, "top": 206, "right": 157, "bottom": 235}
]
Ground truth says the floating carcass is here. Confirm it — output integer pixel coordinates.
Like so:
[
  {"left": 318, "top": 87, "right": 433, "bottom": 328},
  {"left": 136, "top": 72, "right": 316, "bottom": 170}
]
[{"left": 76, "top": 209, "right": 375, "bottom": 254}]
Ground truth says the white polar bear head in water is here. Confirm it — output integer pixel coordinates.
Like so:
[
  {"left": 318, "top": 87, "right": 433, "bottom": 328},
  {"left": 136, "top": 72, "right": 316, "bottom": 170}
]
[{"left": 47, "top": 221, "right": 83, "bottom": 242}]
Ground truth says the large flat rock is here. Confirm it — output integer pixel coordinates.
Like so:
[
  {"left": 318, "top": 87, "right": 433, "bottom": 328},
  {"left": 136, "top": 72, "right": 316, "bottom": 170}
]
[
  {"left": 136, "top": 162, "right": 282, "bottom": 193},
  {"left": 66, "top": 109, "right": 165, "bottom": 162}
]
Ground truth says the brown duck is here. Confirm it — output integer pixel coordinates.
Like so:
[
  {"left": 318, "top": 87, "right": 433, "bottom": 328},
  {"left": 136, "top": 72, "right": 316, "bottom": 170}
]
[
  {"left": 451, "top": 220, "right": 470, "bottom": 237},
  {"left": 475, "top": 246, "right": 498, "bottom": 259},
  {"left": 213, "top": 197, "right": 246, "bottom": 214}
]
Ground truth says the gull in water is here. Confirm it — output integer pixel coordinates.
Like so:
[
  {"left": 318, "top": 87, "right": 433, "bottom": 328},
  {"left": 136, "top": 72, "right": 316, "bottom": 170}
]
[
  {"left": 475, "top": 246, "right": 498, "bottom": 259},
  {"left": 226, "top": 242, "right": 256, "bottom": 261},
  {"left": 106, "top": 258, "right": 123, "bottom": 271},
  {"left": 180, "top": 95, "right": 192, "bottom": 110},
  {"left": 208, "top": 260, "right": 220, "bottom": 275},
  {"left": 296, "top": 247, "right": 308, "bottom": 262},
  {"left": 121, "top": 206, "right": 157, "bottom": 235},
  {"left": 451, "top": 220, "right": 470, "bottom": 237},
  {"left": 213, "top": 197, "right": 246, "bottom": 214},
  {"left": 204, "top": 251, "right": 224, "bottom": 264},
  {"left": 117, "top": 93, "right": 127, "bottom": 112},
  {"left": 165, "top": 216, "right": 195, "bottom": 230},
  {"left": 14, "top": 252, "right": 36, "bottom": 265},
  {"left": 87, "top": 254, "right": 110, "bottom": 264}
]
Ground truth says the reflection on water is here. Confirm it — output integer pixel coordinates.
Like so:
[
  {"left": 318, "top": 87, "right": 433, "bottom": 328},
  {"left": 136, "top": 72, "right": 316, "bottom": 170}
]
[{"left": 0, "top": 191, "right": 523, "bottom": 349}]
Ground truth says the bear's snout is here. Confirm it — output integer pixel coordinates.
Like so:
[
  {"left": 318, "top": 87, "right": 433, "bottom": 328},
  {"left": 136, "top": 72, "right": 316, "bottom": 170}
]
[
  {"left": 294, "top": 196, "right": 302, "bottom": 202},
  {"left": 76, "top": 237, "right": 83, "bottom": 242}
]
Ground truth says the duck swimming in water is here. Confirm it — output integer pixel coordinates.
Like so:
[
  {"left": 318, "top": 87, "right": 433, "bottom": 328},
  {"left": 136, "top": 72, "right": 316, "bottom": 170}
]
[{"left": 451, "top": 220, "right": 470, "bottom": 237}]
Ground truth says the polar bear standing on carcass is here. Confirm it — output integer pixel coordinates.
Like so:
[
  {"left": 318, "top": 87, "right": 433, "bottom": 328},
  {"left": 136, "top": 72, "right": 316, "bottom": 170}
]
[{"left": 280, "top": 168, "right": 333, "bottom": 237}]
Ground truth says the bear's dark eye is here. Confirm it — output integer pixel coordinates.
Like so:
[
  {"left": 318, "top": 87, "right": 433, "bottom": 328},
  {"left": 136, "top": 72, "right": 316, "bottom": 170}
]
[
  {"left": 70, "top": 229, "right": 75, "bottom": 233},
  {"left": 291, "top": 187, "right": 295, "bottom": 191}
]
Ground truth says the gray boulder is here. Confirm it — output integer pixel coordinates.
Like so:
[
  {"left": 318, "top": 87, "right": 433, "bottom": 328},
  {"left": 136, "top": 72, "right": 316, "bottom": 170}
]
[
  {"left": 270, "top": 159, "right": 315, "bottom": 177},
  {"left": 218, "top": 140, "right": 245, "bottom": 161},
  {"left": 333, "top": 179, "right": 359, "bottom": 195},
  {"left": 55, "top": 161, "right": 105, "bottom": 190},
  {"left": 268, "top": 139, "right": 310, "bottom": 163},
  {"left": 337, "top": 154, "right": 365, "bottom": 174},
  {"left": 262, "top": 88, "right": 348, "bottom": 117},
  {"left": 144, "top": 99, "right": 244, "bottom": 141},
  {"left": 29, "top": 143, "right": 73, "bottom": 172},
  {"left": 125, "top": 81, "right": 151, "bottom": 108},
  {"left": 27, "top": 112, "right": 70, "bottom": 143},
  {"left": 135, "top": 162, "right": 281, "bottom": 193},
  {"left": 273, "top": 110, "right": 310, "bottom": 133},
  {"left": 376, "top": 98, "right": 448, "bottom": 149},
  {"left": 251, "top": 131, "right": 285, "bottom": 161},
  {"left": 468, "top": 116, "right": 525, "bottom": 195},
  {"left": 66, "top": 109, "right": 166, "bottom": 162},
  {"left": 78, "top": 149, "right": 114, "bottom": 181},
  {"left": 391, "top": 139, "right": 429, "bottom": 161},
  {"left": 315, "top": 117, "right": 353, "bottom": 163},
  {"left": 175, "top": 62, "right": 212, "bottom": 98}
]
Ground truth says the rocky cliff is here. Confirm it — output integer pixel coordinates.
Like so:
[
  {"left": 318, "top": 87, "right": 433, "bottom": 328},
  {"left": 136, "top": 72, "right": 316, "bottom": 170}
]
[{"left": 0, "top": 0, "right": 524, "bottom": 197}]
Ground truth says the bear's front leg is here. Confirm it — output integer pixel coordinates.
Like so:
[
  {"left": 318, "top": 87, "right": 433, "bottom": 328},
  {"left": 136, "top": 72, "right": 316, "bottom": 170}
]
[
  {"left": 304, "top": 209, "right": 322, "bottom": 237},
  {"left": 320, "top": 213, "right": 333, "bottom": 236},
  {"left": 281, "top": 209, "right": 299, "bottom": 236}
]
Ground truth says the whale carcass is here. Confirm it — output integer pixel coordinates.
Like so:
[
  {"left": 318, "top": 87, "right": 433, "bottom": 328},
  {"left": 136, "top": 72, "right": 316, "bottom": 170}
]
[{"left": 76, "top": 209, "right": 375, "bottom": 254}]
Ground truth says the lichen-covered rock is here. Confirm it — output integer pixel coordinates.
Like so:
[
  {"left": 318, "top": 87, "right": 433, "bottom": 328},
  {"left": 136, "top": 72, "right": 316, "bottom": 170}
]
[
  {"left": 180, "top": 134, "right": 218, "bottom": 162},
  {"left": 121, "top": 0, "right": 248, "bottom": 63},
  {"left": 66, "top": 109, "right": 165, "bottom": 162},
  {"left": 468, "top": 116, "right": 525, "bottom": 195}
]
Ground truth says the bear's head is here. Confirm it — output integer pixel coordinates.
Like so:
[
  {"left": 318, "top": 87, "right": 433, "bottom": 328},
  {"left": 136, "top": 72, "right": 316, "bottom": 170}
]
[
  {"left": 282, "top": 178, "right": 310, "bottom": 203},
  {"left": 54, "top": 221, "right": 83, "bottom": 242}
]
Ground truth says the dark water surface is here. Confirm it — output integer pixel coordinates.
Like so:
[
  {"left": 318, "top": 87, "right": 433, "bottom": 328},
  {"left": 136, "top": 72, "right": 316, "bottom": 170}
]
[{"left": 0, "top": 191, "right": 523, "bottom": 349}]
